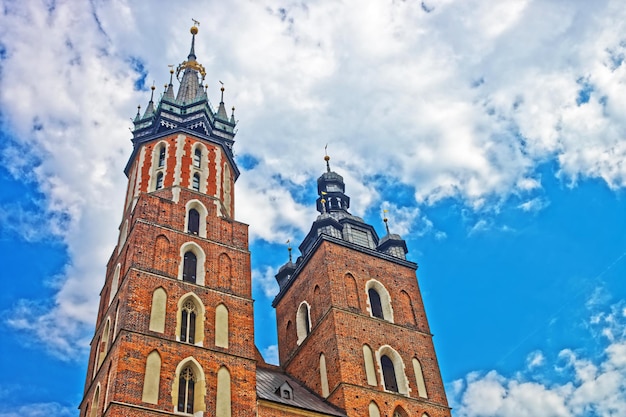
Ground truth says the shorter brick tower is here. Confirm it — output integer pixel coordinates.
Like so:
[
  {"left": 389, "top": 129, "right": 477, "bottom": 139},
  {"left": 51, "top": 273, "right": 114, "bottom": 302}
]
[{"left": 273, "top": 156, "right": 451, "bottom": 417}]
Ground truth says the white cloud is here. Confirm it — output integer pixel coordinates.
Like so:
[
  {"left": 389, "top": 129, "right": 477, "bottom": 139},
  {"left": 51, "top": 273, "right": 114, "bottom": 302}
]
[
  {"left": 453, "top": 300, "right": 626, "bottom": 417},
  {"left": 262, "top": 344, "right": 280, "bottom": 366},
  {"left": 252, "top": 266, "right": 280, "bottom": 299},
  {"left": 0, "top": 402, "right": 74, "bottom": 417}
]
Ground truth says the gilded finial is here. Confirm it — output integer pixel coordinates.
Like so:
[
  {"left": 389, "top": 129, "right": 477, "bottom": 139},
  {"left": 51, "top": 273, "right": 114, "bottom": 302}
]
[
  {"left": 149, "top": 82, "right": 156, "bottom": 101},
  {"left": 383, "top": 209, "right": 390, "bottom": 234},
  {"left": 191, "top": 18, "right": 200, "bottom": 35},
  {"left": 219, "top": 81, "right": 225, "bottom": 102},
  {"left": 324, "top": 144, "right": 331, "bottom": 172},
  {"left": 320, "top": 191, "right": 327, "bottom": 214}
]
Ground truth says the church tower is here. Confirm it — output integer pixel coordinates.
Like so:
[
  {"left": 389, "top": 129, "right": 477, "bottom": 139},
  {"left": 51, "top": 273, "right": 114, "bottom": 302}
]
[
  {"left": 273, "top": 156, "right": 451, "bottom": 417},
  {"left": 79, "top": 25, "right": 258, "bottom": 417}
]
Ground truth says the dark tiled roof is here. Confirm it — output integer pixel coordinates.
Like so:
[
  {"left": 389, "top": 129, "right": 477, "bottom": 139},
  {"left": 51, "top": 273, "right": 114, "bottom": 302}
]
[{"left": 256, "top": 367, "right": 346, "bottom": 417}]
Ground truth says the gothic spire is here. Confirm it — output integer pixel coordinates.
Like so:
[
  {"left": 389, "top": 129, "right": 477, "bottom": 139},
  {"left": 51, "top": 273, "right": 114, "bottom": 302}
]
[
  {"left": 142, "top": 84, "right": 156, "bottom": 118},
  {"left": 216, "top": 83, "right": 229, "bottom": 120},
  {"left": 175, "top": 23, "right": 206, "bottom": 103}
]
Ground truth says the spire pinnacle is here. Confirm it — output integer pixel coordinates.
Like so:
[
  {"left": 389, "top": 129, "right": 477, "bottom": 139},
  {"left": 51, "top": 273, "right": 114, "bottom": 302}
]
[
  {"left": 324, "top": 145, "right": 331, "bottom": 172},
  {"left": 230, "top": 106, "right": 236, "bottom": 124},
  {"left": 216, "top": 82, "right": 229, "bottom": 120},
  {"left": 287, "top": 240, "right": 293, "bottom": 263}
]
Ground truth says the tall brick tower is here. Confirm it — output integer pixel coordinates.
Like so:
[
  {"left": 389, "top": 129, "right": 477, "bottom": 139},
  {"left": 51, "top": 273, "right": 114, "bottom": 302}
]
[
  {"left": 272, "top": 156, "right": 451, "bottom": 417},
  {"left": 79, "top": 25, "right": 258, "bottom": 417}
]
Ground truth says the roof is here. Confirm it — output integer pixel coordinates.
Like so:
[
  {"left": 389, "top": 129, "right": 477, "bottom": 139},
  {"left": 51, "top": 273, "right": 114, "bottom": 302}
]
[{"left": 256, "top": 366, "right": 347, "bottom": 417}]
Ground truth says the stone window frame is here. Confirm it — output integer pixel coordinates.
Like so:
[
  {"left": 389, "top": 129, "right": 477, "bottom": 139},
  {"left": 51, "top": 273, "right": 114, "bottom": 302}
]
[
  {"left": 365, "top": 279, "right": 394, "bottom": 323},
  {"left": 184, "top": 200, "right": 208, "bottom": 238},
  {"left": 178, "top": 242, "right": 206, "bottom": 286},
  {"left": 189, "top": 142, "right": 209, "bottom": 194},
  {"left": 175, "top": 293, "right": 205, "bottom": 346},
  {"left": 151, "top": 141, "right": 169, "bottom": 191},
  {"left": 296, "top": 301, "right": 312, "bottom": 345},
  {"left": 376, "top": 345, "right": 410, "bottom": 395},
  {"left": 171, "top": 357, "right": 206, "bottom": 415}
]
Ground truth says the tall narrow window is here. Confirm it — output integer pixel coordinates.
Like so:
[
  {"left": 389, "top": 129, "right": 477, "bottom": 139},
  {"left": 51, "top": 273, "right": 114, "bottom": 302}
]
[
  {"left": 296, "top": 302, "right": 311, "bottom": 344},
  {"left": 177, "top": 366, "right": 195, "bottom": 414},
  {"left": 187, "top": 209, "right": 200, "bottom": 235},
  {"left": 193, "top": 148, "right": 202, "bottom": 168},
  {"left": 180, "top": 300, "right": 196, "bottom": 344},
  {"left": 142, "top": 350, "right": 161, "bottom": 404},
  {"left": 156, "top": 172, "right": 164, "bottom": 190},
  {"left": 182, "top": 251, "right": 197, "bottom": 283},
  {"left": 381, "top": 355, "right": 399, "bottom": 392},
  {"left": 368, "top": 288, "right": 383, "bottom": 319},
  {"left": 192, "top": 173, "right": 200, "bottom": 191},
  {"left": 158, "top": 147, "right": 166, "bottom": 167}
]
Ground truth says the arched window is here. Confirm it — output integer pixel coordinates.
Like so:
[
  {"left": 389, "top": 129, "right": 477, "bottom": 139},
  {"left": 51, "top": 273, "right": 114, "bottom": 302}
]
[
  {"left": 215, "top": 304, "right": 229, "bottom": 348},
  {"left": 381, "top": 355, "right": 398, "bottom": 392},
  {"left": 187, "top": 209, "right": 200, "bottom": 235},
  {"left": 368, "top": 401, "right": 381, "bottom": 417},
  {"left": 363, "top": 345, "right": 377, "bottom": 386},
  {"left": 142, "top": 350, "right": 161, "bottom": 404},
  {"left": 90, "top": 385, "right": 100, "bottom": 417},
  {"left": 393, "top": 406, "right": 409, "bottom": 417},
  {"left": 177, "top": 366, "right": 195, "bottom": 414},
  {"left": 216, "top": 367, "right": 231, "bottom": 417},
  {"left": 368, "top": 288, "right": 383, "bottom": 319},
  {"left": 296, "top": 302, "right": 311, "bottom": 345},
  {"left": 366, "top": 280, "right": 394, "bottom": 322},
  {"left": 182, "top": 251, "right": 197, "bottom": 283},
  {"left": 149, "top": 287, "right": 167, "bottom": 333},
  {"left": 413, "top": 358, "right": 428, "bottom": 398},
  {"left": 192, "top": 173, "right": 200, "bottom": 191},
  {"left": 158, "top": 146, "right": 166, "bottom": 167},
  {"left": 193, "top": 148, "right": 202, "bottom": 168},
  {"left": 180, "top": 300, "right": 197, "bottom": 344},
  {"left": 156, "top": 172, "right": 164, "bottom": 190},
  {"left": 320, "top": 353, "right": 329, "bottom": 398}
]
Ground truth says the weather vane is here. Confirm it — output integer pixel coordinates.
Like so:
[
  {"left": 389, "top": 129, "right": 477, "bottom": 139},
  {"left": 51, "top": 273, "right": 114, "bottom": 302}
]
[{"left": 192, "top": 18, "right": 200, "bottom": 27}]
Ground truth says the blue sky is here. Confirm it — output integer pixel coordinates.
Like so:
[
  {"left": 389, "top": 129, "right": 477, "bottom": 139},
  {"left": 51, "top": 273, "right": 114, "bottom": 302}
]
[{"left": 1, "top": 1, "right": 626, "bottom": 416}]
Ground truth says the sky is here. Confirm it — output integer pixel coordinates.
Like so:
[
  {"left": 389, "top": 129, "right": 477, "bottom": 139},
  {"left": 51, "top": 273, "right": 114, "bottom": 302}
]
[{"left": 0, "top": 0, "right": 625, "bottom": 416}]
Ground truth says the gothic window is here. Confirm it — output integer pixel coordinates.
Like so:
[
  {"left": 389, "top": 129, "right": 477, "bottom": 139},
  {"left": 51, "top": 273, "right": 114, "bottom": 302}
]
[
  {"left": 368, "top": 401, "right": 381, "bottom": 417},
  {"left": 393, "top": 407, "right": 409, "bottom": 417},
  {"left": 193, "top": 148, "right": 202, "bottom": 168},
  {"left": 149, "top": 287, "right": 167, "bottom": 333},
  {"left": 362, "top": 345, "right": 377, "bottom": 386},
  {"left": 192, "top": 173, "right": 200, "bottom": 191},
  {"left": 216, "top": 366, "right": 231, "bottom": 417},
  {"left": 320, "top": 353, "right": 329, "bottom": 398},
  {"left": 156, "top": 172, "right": 164, "bottom": 190},
  {"left": 413, "top": 358, "right": 428, "bottom": 398},
  {"left": 296, "top": 302, "right": 311, "bottom": 345},
  {"left": 142, "top": 350, "right": 161, "bottom": 404},
  {"left": 177, "top": 366, "right": 195, "bottom": 414},
  {"left": 368, "top": 288, "right": 384, "bottom": 319},
  {"left": 180, "top": 300, "right": 196, "bottom": 344},
  {"left": 187, "top": 209, "right": 200, "bottom": 235},
  {"left": 90, "top": 385, "right": 100, "bottom": 417},
  {"left": 158, "top": 146, "right": 166, "bottom": 167},
  {"left": 366, "top": 280, "right": 394, "bottom": 322},
  {"left": 215, "top": 304, "right": 229, "bottom": 348},
  {"left": 182, "top": 251, "right": 197, "bottom": 283},
  {"left": 381, "top": 355, "right": 399, "bottom": 392}
]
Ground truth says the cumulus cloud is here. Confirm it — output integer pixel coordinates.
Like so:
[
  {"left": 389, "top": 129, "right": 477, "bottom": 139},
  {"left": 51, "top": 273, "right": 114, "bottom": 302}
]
[
  {"left": 452, "top": 301, "right": 626, "bottom": 417},
  {"left": 262, "top": 344, "right": 280, "bottom": 366},
  {"left": 252, "top": 266, "right": 280, "bottom": 299},
  {"left": 0, "top": 402, "right": 74, "bottom": 417},
  {"left": 1, "top": 0, "right": 626, "bottom": 361}
]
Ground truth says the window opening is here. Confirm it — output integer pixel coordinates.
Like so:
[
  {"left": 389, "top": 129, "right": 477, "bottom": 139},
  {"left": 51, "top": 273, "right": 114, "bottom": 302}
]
[
  {"left": 156, "top": 172, "right": 164, "bottom": 190},
  {"left": 158, "top": 147, "right": 166, "bottom": 167},
  {"left": 182, "top": 252, "right": 197, "bottom": 283},
  {"left": 192, "top": 173, "right": 200, "bottom": 191},
  {"left": 193, "top": 149, "right": 201, "bottom": 168},
  {"left": 381, "top": 355, "right": 399, "bottom": 392},
  {"left": 178, "top": 366, "right": 195, "bottom": 414},
  {"left": 180, "top": 300, "right": 196, "bottom": 344},
  {"left": 188, "top": 209, "right": 200, "bottom": 234},
  {"left": 368, "top": 288, "right": 384, "bottom": 319}
]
